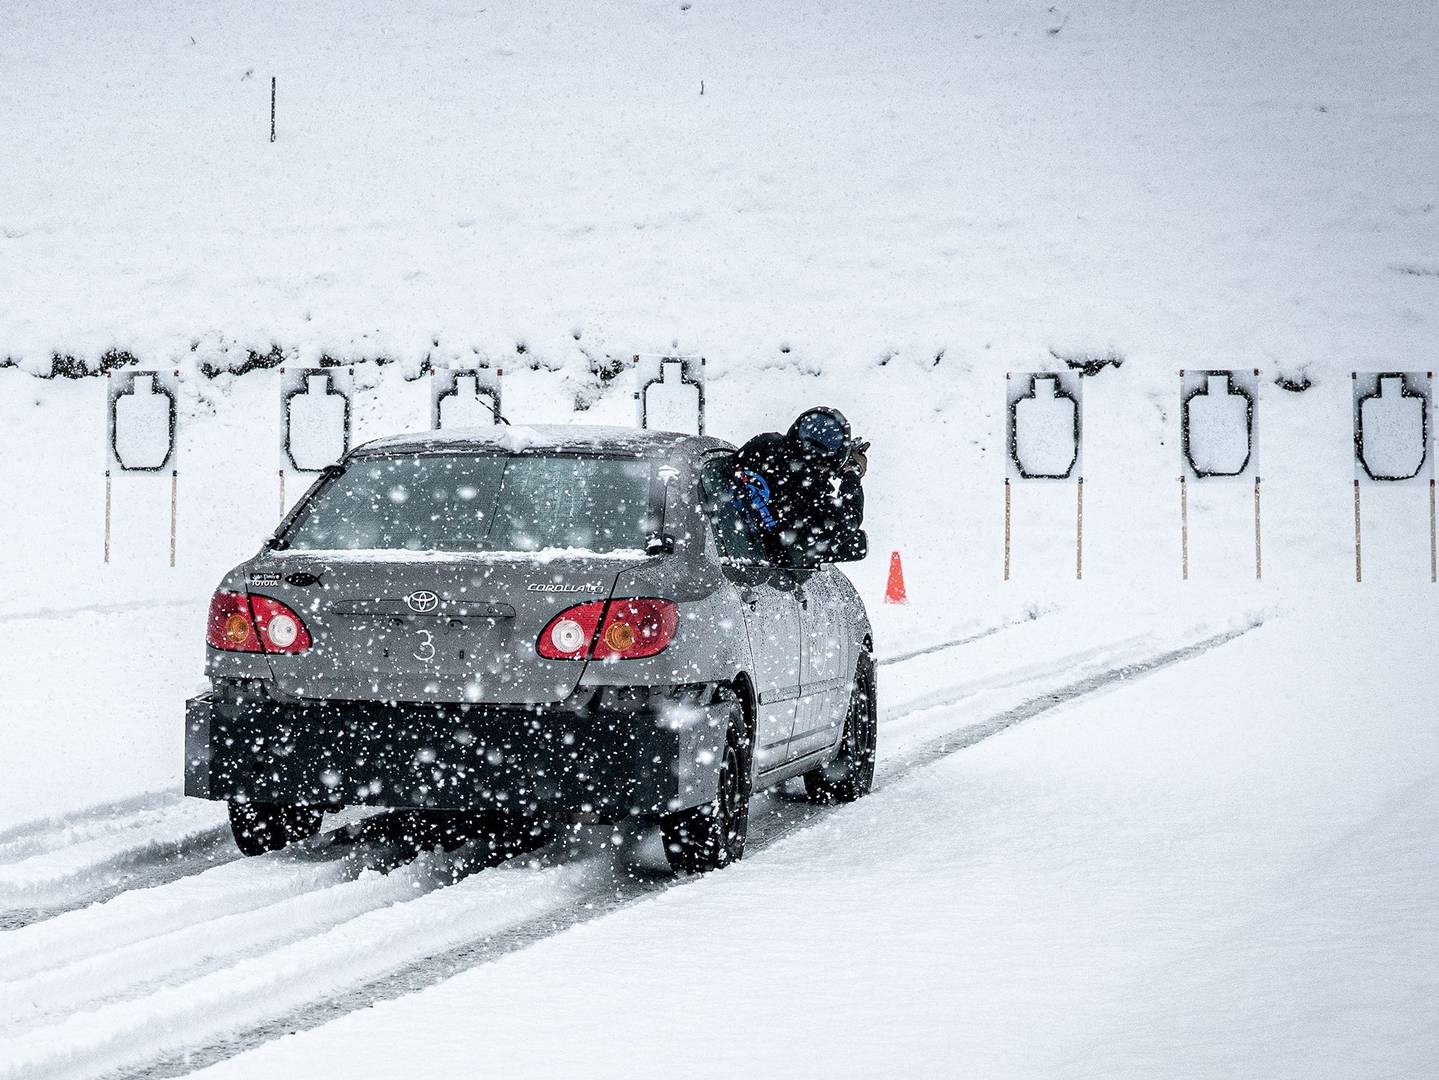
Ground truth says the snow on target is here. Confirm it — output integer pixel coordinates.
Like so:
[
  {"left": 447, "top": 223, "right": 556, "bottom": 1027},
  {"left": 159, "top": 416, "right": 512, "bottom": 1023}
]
[
  {"left": 431, "top": 366, "right": 503, "bottom": 429},
  {"left": 1352, "top": 371, "right": 1433, "bottom": 485},
  {"left": 281, "top": 367, "right": 354, "bottom": 473},
  {"left": 1180, "top": 370, "right": 1259, "bottom": 481},
  {"left": 107, "top": 370, "right": 178, "bottom": 473},
  {"left": 1006, "top": 371, "right": 1083, "bottom": 481},
  {"left": 634, "top": 355, "right": 705, "bottom": 436}
]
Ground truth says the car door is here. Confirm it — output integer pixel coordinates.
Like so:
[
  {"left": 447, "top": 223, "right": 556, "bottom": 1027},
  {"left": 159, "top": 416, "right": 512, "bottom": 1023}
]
[
  {"left": 790, "top": 568, "right": 850, "bottom": 760},
  {"left": 699, "top": 454, "right": 803, "bottom": 775},
  {"left": 734, "top": 564, "right": 804, "bottom": 773}
]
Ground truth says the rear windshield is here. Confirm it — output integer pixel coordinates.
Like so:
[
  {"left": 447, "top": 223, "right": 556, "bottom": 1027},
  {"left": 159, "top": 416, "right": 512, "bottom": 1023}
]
[{"left": 279, "top": 453, "right": 656, "bottom": 554}]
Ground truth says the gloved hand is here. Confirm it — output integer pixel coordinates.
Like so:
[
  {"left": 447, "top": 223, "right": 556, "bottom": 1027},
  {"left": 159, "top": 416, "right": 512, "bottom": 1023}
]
[{"left": 847, "top": 441, "right": 869, "bottom": 478}]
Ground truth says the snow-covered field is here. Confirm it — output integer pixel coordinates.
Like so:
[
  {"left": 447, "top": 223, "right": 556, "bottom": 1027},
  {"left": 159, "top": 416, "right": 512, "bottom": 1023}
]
[
  {"left": 193, "top": 602, "right": 1439, "bottom": 1080},
  {"left": 1, "top": 0, "right": 1436, "bottom": 1076},
  {"left": 3, "top": 602, "right": 1434, "bottom": 1079}
]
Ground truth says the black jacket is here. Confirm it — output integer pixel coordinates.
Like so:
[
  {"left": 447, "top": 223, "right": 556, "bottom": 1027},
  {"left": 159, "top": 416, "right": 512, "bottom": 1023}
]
[{"left": 732, "top": 431, "right": 864, "bottom": 563}]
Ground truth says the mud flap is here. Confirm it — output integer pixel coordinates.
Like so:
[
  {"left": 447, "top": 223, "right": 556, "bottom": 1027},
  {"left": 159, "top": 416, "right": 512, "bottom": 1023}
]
[
  {"left": 656, "top": 693, "right": 731, "bottom": 814},
  {"left": 184, "top": 693, "right": 215, "bottom": 800}
]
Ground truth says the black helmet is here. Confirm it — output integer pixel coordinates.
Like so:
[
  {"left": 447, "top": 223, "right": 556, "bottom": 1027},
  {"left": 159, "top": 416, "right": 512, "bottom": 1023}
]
[{"left": 789, "top": 406, "right": 851, "bottom": 455}]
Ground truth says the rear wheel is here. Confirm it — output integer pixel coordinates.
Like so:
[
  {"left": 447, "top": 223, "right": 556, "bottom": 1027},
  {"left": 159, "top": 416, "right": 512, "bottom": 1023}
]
[
  {"left": 661, "top": 696, "right": 749, "bottom": 873},
  {"left": 803, "top": 654, "right": 877, "bottom": 804},
  {"left": 228, "top": 799, "right": 323, "bottom": 856}
]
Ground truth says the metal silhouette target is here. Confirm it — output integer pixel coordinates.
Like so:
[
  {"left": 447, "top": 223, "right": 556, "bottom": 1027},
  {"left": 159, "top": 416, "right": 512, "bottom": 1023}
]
[
  {"left": 1181, "top": 369, "right": 1259, "bottom": 480},
  {"left": 107, "top": 370, "right": 179, "bottom": 472},
  {"left": 1006, "top": 371, "right": 1083, "bottom": 481},
  {"left": 431, "top": 365, "right": 503, "bottom": 429},
  {"left": 635, "top": 355, "right": 706, "bottom": 436},
  {"left": 281, "top": 367, "right": 354, "bottom": 472},
  {"left": 1353, "top": 371, "right": 1432, "bottom": 486}
]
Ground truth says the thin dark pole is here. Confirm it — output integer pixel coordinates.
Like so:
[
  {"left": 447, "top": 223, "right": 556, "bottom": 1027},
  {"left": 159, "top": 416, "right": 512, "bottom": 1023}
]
[{"left": 270, "top": 77, "right": 276, "bottom": 143}]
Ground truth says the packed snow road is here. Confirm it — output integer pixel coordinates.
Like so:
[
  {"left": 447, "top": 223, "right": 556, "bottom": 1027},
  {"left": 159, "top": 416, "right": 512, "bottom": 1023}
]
[{"left": 0, "top": 613, "right": 1256, "bottom": 1080}]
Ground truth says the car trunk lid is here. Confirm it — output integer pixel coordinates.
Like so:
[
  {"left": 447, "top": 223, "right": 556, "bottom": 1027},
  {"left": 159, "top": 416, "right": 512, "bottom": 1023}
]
[{"left": 257, "top": 552, "right": 641, "bottom": 705}]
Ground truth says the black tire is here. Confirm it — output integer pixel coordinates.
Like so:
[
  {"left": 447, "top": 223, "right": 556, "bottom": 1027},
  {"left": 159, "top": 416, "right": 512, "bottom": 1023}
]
[
  {"left": 661, "top": 696, "right": 750, "bottom": 874},
  {"left": 803, "top": 654, "right": 877, "bottom": 804},
  {"left": 228, "top": 799, "right": 323, "bottom": 856}
]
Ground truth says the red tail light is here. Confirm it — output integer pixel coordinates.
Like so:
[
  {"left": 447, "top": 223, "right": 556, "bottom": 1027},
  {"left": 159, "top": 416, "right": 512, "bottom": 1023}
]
[
  {"left": 537, "top": 598, "right": 678, "bottom": 661},
  {"left": 250, "top": 595, "right": 312, "bottom": 653},
  {"left": 206, "top": 591, "right": 311, "bottom": 654},
  {"left": 208, "top": 591, "right": 261, "bottom": 652},
  {"left": 536, "top": 600, "right": 606, "bottom": 660},
  {"left": 594, "top": 598, "right": 678, "bottom": 659}
]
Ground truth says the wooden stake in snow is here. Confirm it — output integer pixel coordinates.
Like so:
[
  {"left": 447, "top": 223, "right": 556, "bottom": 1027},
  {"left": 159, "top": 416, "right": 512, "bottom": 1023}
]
[
  {"left": 1353, "top": 479, "right": 1363, "bottom": 583},
  {"left": 270, "top": 77, "right": 276, "bottom": 143},
  {"left": 1179, "top": 476, "right": 1189, "bottom": 581},
  {"left": 1002, "top": 479, "right": 1011, "bottom": 581},
  {"left": 1253, "top": 476, "right": 1263, "bottom": 581},
  {"left": 104, "top": 372, "right": 112, "bottom": 564},
  {"left": 1075, "top": 477, "right": 1084, "bottom": 580},
  {"left": 1430, "top": 479, "right": 1436, "bottom": 584},
  {"left": 169, "top": 470, "right": 178, "bottom": 568}
]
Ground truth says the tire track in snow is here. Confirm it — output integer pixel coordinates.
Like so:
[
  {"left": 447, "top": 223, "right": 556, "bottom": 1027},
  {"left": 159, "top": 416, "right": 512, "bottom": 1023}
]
[
  {"left": 84, "top": 619, "right": 1259, "bottom": 1080},
  {"left": 876, "top": 605, "right": 1052, "bottom": 667},
  {"left": 0, "top": 829, "right": 540, "bottom": 1037},
  {"left": 0, "top": 853, "right": 599, "bottom": 1080},
  {"left": 0, "top": 812, "right": 389, "bottom": 957},
  {"left": 0, "top": 804, "right": 399, "bottom": 933},
  {"left": 0, "top": 792, "right": 180, "bottom": 856},
  {"left": 879, "top": 620, "right": 1259, "bottom": 779},
  {"left": 879, "top": 631, "right": 1157, "bottom": 728},
  {"left": 0, "top": 804, "right": 235, "bottom": 930},
  {"left": 733, "top": 621, "right": 1262, "bottom": 865}
]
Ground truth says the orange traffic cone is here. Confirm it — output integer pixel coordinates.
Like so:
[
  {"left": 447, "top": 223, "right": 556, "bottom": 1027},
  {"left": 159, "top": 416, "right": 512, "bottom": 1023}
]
[{"left": 884, "top": 550, "right": 908, "bottom": 604}]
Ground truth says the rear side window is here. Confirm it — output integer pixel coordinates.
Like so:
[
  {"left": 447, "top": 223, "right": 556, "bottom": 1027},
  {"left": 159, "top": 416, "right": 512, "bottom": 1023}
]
[
  {"left": 699, "top": 455, "right": 769, "bottom": 564},
  {"left": 281, "top": 453, "right": 656, "bottom": 554}
]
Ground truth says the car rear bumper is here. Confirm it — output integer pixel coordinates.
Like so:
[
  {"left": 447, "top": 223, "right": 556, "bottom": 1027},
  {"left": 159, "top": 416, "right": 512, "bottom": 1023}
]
[{"left": 184, "top": 682, "right": 727, "bottom": 819}]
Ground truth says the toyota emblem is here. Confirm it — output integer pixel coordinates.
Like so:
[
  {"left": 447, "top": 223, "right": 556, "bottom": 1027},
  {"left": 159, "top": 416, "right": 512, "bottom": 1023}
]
[{"left": 406, "top": 590, "right": 439, "bottom": 613}]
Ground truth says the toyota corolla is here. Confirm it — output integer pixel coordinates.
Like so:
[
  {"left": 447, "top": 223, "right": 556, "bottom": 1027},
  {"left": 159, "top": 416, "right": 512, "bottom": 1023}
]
[{"left": 185, "top": 425, "right": 875, "bottom": 872}]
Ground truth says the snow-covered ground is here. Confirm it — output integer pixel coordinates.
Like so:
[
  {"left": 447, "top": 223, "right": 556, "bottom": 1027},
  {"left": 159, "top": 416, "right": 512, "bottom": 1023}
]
[
  {"left": 2, "top": 601, "right": 1433, "bottom": 1079},
  {"left": 0, "top": 605, "right": 1252, "bottom": 1078},
  {"left": 190, "top": 601, "right": 1439, "bottom": 1080},
  {"left": 1, "top": 0, "right": 1437, "bottom": 1076}
]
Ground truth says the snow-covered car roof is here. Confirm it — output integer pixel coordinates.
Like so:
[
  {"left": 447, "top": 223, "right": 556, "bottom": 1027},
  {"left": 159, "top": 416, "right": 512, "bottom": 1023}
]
[{"left": 350, "top": 424, "right": 734, "bottom": 459}]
